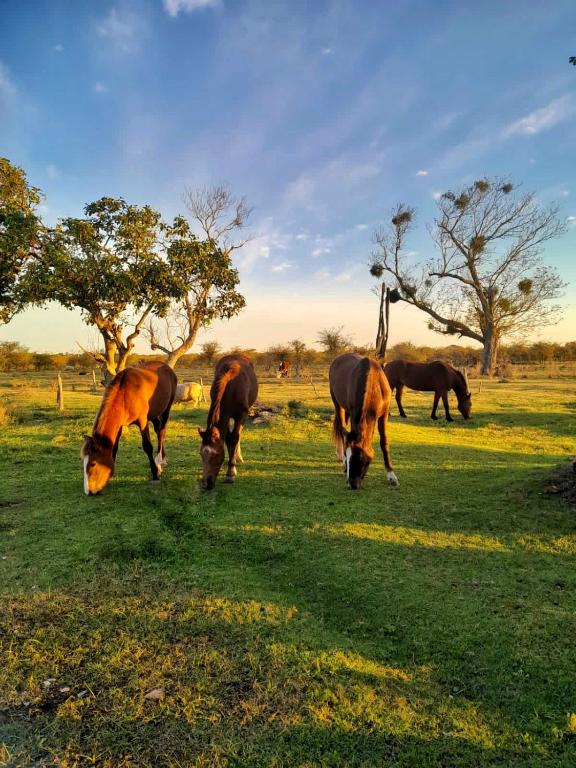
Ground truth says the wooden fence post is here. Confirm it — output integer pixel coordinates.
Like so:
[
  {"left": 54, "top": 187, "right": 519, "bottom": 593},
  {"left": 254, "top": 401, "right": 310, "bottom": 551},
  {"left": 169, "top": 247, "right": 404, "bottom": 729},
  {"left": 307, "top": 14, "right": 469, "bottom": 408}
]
[{"left": 56, "top": 373, "right": 64, "bottom": 411}]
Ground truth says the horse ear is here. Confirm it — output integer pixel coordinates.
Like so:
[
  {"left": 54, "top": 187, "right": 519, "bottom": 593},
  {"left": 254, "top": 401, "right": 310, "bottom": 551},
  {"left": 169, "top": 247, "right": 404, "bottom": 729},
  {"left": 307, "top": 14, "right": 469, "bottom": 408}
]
[
  {"left": 198, "top": 428, "right": 206, "bottom": 438},
  {"left": 209, "top": 426, "right": 221, "bottom": 443}
]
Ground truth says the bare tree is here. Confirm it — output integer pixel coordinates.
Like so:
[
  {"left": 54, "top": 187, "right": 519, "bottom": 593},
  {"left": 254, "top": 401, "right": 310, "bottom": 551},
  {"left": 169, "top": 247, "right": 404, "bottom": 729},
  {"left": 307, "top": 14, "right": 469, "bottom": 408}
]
[
  {"left": 146, "top": 186, "right": 251, "bottom": 368},
  {"left": 317, "top": 326, "right": 353, "bottom": 357},
  {"left": 371, "top": 179, "right": 566, "bottom": 375}
]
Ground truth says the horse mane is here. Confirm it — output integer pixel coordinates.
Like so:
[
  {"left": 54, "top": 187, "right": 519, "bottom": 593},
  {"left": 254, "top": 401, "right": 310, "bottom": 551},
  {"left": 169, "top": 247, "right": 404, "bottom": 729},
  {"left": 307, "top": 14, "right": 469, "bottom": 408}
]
[
  {"left": 453, "top": 367, "right": 469, "bottom": 397},
  {"left": 207, "top": 361, "right": 241, "bottom": 428},
  {"left": 351, "top": 358, "right": 371, "bottom": 439},
  {"left": 92, "top": 372, "right": 124, "bottom": 435}
]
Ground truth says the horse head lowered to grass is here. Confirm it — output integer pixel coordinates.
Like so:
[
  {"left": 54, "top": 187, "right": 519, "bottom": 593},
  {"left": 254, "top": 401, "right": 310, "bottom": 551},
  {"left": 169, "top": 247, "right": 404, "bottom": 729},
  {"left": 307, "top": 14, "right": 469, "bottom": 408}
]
[
  {"left": 329, "top": 353, "right": 399, "bottom": 490},
  {"left": 81, "top": 362, "right": 177, "bottom": 495}
]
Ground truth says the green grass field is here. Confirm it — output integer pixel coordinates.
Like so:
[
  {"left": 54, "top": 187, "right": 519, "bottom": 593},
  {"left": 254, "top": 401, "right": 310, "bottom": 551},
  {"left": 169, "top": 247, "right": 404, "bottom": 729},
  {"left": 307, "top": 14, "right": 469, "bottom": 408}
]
[{"left": 1, "top": 371, "right": 575, "bottom": 767}]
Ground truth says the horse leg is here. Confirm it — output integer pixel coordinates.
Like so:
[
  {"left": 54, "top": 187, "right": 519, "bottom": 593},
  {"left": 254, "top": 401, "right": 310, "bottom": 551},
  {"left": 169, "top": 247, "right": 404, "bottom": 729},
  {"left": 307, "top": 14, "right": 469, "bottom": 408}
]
[
  {"left": 330, "top": 391, "right": 347, "bottom": 463},
  {"left": 396, "top": 383, "right": 407, "bottom": 418},
  {"left": 442, "top": 391, "right": 453, "bottom": 421},
  {"left": 378, "top": 414, "right": 399, "bottom": 486},
  {"left": 153, "top": 406, "right": 171, "bottom": 468},
  {"left": 225, "top": 416, "right": 245, "bottom": 482},
  {"left": 431, "top": 392, "right": 440, "bottom": 420},
  {"left": 113, "top": 427, "right": 122, "bottom": 460},
  {"left": 141, "top": 424, "right": 160, "bottom": 481}
]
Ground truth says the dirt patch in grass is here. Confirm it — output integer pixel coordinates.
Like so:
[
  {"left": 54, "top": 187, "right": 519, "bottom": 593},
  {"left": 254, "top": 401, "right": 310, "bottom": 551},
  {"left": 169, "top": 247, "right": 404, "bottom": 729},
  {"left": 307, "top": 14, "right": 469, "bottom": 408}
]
[{"left": 545, "top": 459, "right": 576, "bottom": 506}]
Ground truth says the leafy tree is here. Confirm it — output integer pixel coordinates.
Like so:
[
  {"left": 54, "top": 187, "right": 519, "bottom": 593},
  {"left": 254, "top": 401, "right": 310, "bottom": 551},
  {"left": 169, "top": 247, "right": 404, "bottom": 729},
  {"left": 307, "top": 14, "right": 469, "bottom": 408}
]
[
  {"left": 32, "top": 198, "right": 192, "bottom": 377},
  {"left": 316, "top": 326, "right": 353, "bottom": 357},
  {"left": 0, "top": 158, "right": 47, "bottom": 325},
  {"left": 147, "top": 185, "right": 249, "bottom": 368},
  {"left": 371, "top": 179, "right": 566, "bottom": 375},
  {"left": 0, "top": 341, "right": 33, "bottom": 371},
  {"left": 199, "top": 340, "right": 221, "bottom": 366},
  {"left": 290, "top": 339, "right": 307, "bottom": 378}
]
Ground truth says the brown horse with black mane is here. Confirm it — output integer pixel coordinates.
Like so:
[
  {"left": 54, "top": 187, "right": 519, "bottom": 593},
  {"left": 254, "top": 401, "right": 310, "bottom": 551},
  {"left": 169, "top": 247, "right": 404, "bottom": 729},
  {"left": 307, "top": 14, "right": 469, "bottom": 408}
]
[
  {"left": 329, "top": 353, "right": 399, "bottom": 490},
  {"left": 384, "top": 359, "right": 472, "bottom": 422},
  {"left": 199, "top": 354, "right": 258, "bottom": 490},
  {"left": 81, "top": 362, "right": 177, "bottom": 495}
]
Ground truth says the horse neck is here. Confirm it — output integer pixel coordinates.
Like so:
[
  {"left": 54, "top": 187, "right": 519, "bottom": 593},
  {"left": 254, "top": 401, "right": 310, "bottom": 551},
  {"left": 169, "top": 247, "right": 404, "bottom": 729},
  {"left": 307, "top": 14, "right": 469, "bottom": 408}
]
[
  {"left": 93, "top": 386, "right": 123, "bottom": 445},
  {"left": 451, "top": 369, "right": 467, "bottom": 400},
  {"left": 351, "top": 361, "right": 377, "bottom": 448}
]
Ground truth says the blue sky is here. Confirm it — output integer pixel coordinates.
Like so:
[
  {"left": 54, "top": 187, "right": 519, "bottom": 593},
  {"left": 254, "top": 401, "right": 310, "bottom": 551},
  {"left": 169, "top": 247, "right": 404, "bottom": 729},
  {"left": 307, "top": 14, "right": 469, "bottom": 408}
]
[{"left": 1, "top": 0, "right": 575, "bottom": 352}]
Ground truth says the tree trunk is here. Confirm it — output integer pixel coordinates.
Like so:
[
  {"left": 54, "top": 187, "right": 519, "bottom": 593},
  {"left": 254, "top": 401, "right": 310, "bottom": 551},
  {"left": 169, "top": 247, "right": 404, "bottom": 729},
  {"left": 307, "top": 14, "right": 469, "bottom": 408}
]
[
  {"left": 102, "top": 337, "right": 117, "bottom": 383},
  {"left": 481, "top": 329, "right": 499, "bottom": 376},
  {"left": 164, "top": 316, "right": 202, "bottom": 369}
]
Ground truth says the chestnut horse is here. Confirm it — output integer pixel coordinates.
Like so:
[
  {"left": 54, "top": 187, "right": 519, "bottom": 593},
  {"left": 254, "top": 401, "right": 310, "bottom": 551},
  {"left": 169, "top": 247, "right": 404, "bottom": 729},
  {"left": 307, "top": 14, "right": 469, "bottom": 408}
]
[
  {"left": 81, "top": 362, "right": 177, "bottom": 495},
  {"left": 329, "top": 353, "right": 398, "bottom": 490},
  {"left": 384, "top": 359, "right": 472, "bottom": 421},
  {"left": 199, "top": 354, "right": 258, "bottom": 489}
]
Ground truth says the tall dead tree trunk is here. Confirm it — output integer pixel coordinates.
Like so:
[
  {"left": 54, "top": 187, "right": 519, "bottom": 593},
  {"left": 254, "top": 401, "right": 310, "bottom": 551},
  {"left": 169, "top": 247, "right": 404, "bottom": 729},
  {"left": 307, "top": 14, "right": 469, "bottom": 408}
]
[{"left": 375, "top": 283, "right": 390, "bottom": 360}]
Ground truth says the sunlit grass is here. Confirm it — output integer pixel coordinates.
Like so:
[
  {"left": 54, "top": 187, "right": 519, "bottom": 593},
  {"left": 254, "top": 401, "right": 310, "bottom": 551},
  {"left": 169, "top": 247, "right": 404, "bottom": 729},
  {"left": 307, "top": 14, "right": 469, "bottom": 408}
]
[{"left": 1, "top": 371, "right": 576, "bottom": 766}]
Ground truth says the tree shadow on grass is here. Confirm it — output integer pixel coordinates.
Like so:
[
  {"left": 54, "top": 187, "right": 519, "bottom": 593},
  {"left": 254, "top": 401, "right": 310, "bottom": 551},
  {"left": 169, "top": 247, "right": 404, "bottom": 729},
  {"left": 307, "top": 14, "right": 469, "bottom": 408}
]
[{"left": 3, "top": 590, "right": 574, "bottom": 767}]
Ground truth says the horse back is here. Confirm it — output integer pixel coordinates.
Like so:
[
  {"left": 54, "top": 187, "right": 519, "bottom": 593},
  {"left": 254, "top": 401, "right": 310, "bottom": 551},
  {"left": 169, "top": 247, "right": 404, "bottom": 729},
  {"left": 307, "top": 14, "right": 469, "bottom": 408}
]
[
  {"left": 118, "top": 363, "right": 177, "bottom": 422},
  {"left": 385, "top": 359, "right": 452, "bottom": 392},
  {"left": 212, "top": 354, "right": 258, "bottom": 419},
  {"left": 330, "top": 353, "right": 390, "bottom": 416}
]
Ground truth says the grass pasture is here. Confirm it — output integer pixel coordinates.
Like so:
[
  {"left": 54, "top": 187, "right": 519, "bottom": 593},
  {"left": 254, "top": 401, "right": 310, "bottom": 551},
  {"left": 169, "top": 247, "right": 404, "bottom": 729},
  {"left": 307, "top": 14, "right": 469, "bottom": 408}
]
[{"left": 1, "top": 371, "right": 576, "bottom": 767}]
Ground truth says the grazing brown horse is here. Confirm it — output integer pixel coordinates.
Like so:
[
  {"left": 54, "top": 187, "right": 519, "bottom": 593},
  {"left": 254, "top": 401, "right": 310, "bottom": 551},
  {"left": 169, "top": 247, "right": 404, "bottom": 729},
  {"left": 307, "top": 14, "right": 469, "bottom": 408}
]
[
  {"left": 81, "top": 362, "right": 177, "bottom": 495},
  {"left": 199, "top": 354, "right": 258, "bottom": 490},
  {"left": 329, "top": 353, "right": 398, "bottom": 490},
  {"left": 384, "top": 359, "right": 472, "bottom": 422}
]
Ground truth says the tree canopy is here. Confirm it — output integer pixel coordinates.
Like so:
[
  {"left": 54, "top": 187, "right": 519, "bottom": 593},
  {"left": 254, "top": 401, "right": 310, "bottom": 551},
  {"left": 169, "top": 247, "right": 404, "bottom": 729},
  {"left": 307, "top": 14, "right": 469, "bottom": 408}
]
[
  {"left": 0, "top": 157, "right": 47, "bottom": 325},
  {"left": 371, "top": 178, "right": 566, "bottom": 374}
]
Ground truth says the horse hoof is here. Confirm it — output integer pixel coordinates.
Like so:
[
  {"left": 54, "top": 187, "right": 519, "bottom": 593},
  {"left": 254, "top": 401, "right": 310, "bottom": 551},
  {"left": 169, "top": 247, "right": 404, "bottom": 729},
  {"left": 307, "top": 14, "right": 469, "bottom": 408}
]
[
  {"left": 150, "top": 477, "right": 161, "bottom": 483},
  {"left": 446, "top": 417, "right": 454, "bottom": 422},
  {"left": 431, "top": 415, "right": 438, "bottom": 421},
  {"left": 387, "top": 471, "right": 399, "bottom": 487},
  {"left": 225, "top": 475, "right": 235, "bottom": 483}
]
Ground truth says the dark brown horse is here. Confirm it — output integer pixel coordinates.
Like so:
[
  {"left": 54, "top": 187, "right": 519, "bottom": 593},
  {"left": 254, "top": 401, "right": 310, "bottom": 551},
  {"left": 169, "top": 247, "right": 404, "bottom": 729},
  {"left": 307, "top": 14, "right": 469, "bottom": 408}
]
[
  {"left": 199, "top": 354, "right": 258, "bottom": 490},
  {"left": 81, "top": 362, "right": 177, "bottom": 495},
  {"left": 384, "top": 359, "right": 472, "bottom": 421},
  {"left": 329, "top": 353, "right": 398, "bottom": 490}
]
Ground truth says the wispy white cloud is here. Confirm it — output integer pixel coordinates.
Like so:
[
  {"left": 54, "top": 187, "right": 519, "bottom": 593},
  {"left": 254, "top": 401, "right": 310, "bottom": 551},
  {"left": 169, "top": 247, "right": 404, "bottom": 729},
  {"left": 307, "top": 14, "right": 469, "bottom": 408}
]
[
  {"left": 54, "top": 43, "right": 64, "bottom": 53},
  {"left": 0, "top": 61, "right": 16, "bottom": 97},
  {"left": 321, "top": 47, "right": 333, "bottom": 55},
  {"left": 295, "top": 233, "right": 308, "bottom": 240},
  {"left": 566, "top": 215, "right": 576, "bottom": 226},
  {"left": 415, "top": 169, "right": 428, "bottom": 177},
  {"left": 46, "top": 163, "right": 59, "bottom": 179},
  {"left": 97, "top": 7, "right": 139, "bottom": 53},
  {"left": 94, "top": 82, "right": 108, "bottom": 94},
  {"left": 271, "top": 261, "right": 292, "bottom": 273},
  {"left": 559, "top": 189, "right": 570, "bottom": 197},
  {"left": 432, "top": 191, "right": 442, "bottom": 201},
  {"left": 504, "top": 95, "right": 574, "bottom": 136},
  {"left": 334, "top": 271, "right": 352, "bottom": 283},
  {"left": 163, "top": 0, "right": 219, "bottom": 17},
  {"left": 355, "top": 223, "right": 368, "bottom": 231}
]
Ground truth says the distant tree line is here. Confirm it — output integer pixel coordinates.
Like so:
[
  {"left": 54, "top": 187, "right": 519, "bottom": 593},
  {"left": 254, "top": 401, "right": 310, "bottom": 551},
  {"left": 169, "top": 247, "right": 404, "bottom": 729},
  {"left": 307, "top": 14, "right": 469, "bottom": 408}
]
[{"left": 3, "top": 338, "right": 576, "bottom": 374}]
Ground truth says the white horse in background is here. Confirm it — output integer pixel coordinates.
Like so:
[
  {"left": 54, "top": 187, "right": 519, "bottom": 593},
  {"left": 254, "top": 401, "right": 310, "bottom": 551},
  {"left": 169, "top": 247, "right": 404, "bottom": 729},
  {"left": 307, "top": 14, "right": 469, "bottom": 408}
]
[{"left": 175, "top": 381, "right": 205, "bottom": 406}]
